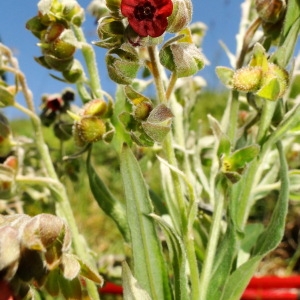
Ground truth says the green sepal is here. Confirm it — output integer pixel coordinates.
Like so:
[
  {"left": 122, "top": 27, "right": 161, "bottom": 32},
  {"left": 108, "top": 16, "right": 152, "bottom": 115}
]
[
  {"left": 215, "top": 66, "right": 234, "bottom": 88},
  {"left": 159, "top": 42, "right": 205, "bottom": 78},
  {"left": 256, "top": 77, "right": 281, "bottom": 100}
]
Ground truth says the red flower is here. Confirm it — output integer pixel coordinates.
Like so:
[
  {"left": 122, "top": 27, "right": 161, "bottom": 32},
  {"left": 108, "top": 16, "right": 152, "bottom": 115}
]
[{"left": 121, "top": 0, "right": 173, "bottom": 38}]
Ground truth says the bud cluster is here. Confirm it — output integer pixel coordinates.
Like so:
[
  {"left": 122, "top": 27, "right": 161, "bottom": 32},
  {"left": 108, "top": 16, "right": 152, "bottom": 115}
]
[
  {"left": 0, "top": 213, "right": 102, "bottom": 298},
  {"left": 216, "top": 43, "right": 289, "bottom": 101},
  {"left": 26, "top": 0, "right": 84, "bottom": 82},
  {"left": 120, "top": 85, "right": 173, "bottom": 146},
  {"left": 72, "top": 99, "right": 113, "bottom": 147},
  {"left": 255, "top": 0, "right": 287, "bottom": 42}
]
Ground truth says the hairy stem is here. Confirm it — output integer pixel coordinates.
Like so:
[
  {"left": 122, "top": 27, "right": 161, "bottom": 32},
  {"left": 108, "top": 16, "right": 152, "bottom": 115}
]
[{"left": 147, "top": 45, "right": 200, "bottom": 300}]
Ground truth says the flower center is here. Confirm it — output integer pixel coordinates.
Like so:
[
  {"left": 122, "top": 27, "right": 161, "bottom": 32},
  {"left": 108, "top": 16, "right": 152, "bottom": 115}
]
[{"left": 134, "top": 1, "right": 156, "bottom": 21}]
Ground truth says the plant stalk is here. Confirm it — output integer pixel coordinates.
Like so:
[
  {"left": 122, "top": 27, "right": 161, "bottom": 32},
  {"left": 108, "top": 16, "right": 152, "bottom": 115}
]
[{"left": 147, "top": 45, "right": 200, "bottom": 300}]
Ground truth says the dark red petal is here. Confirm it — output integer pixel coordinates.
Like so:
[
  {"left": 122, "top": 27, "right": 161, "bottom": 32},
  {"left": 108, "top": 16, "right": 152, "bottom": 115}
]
[
  {"left": 121, "top": 4, "right": 135, "bottom": 18},
  {"left": 155, "top": 2, "right": 173, "bottom": 18},
  {"left": 121, "top": 0, "right": 173, "bottom": 37},
  {"left": 128, "top": 18, "right": 149, "bottom": 37}
]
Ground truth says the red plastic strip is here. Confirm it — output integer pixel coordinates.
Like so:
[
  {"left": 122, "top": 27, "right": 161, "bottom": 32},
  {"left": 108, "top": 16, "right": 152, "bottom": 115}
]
[
  {"left": 99, "top": 282, "right": 123, "bottom": 295},
  {"left": 241, "top": 288, "right": 299, "bottom": 300},
  {"left": 247, "top": 276, "right": 300, "bottom": 289}
]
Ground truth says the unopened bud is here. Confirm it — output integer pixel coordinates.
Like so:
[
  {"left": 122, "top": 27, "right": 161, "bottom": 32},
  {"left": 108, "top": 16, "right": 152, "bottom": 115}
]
[
  {"left": 167, "top": 0, "right": 193, "bottom": 33},
  {"left": 44, "top": 54, "right": 74, "bottom": 71},
  {"left": 82, "top": 99, "right": 108, "bottom": 117},
  {"left": 159, "top": 42, "right": 205, "bottom": 77},
  {"left": 255, "top": 0, "right": 286, "bottom": 24},
  {"left": 95, "top": 17, "right": 125, "bottom": 49},
  {"left": 26, "top": 16, "right": 48, "bottom": 39},
  {"left": 74, "top": 116, "right": 106, "bottom": 145},
  {"left": 232, "top": 66, "right": 263, "bottom": 92},
  {"left": 48, "top": 38, "right": 76, "bottom": 59},
  {"left": 106, "top": 44, "right": 140, "bottom": 84},
  {"left": 62, "top": 1, "right": 85, "bottom": 26},
  {"left": 133, "top": 102, "right": 153, "bottom": 121},
  {"left": 44, "top": 23, "right": 66, "bottom": 42},
  {"left": 62, "top": 59, "right": 83, "bottom": 83}
]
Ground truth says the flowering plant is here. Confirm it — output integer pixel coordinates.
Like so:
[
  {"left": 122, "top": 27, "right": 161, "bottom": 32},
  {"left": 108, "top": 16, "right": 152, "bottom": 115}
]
[{"left": 0, "top": 0, "right": 300, "bottom": 299}]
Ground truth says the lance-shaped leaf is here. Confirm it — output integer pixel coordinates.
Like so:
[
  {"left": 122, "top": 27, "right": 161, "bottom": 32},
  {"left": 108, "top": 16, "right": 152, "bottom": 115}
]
[
  {"left": 87, "top": 149, "right": 130, "bottom": 242},
  {"left": 120, "top": 145, "right": 172, "bottom": 300},
  {"left": 122, "top": 261, "right": 151, "bottom": 300},
  {"left": 150, "top": 213, "right": 189, "bottom": 300}
]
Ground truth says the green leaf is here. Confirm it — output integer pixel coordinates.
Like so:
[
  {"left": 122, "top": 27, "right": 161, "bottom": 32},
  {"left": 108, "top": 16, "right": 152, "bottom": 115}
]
[
  {"left": 221, "top": 142, "right": 289, "bottom": 300},
  {"left": 122, "top": 261, "right": 152, "bottom": 300},
  {"left": 59, "top": 275, "right": 82, "bottom": 300},
  {"left": 229, "top": 144, "right": 260, "bottom": 170},
  {"left": 206, "top": 221, "right": 237, "bottom": 300},
  {"left": 86, "top": 149, "right": 130, "bottom": 242},
  {"left": 264, "top": 104, "right": 300, "bottom": 150},
  {"left": 120, "top": 145, "right": 172, "bottom": 300},
  {"left": 272, "top": 0, "right": 300, "bottom": 67},
  {"left": 150, "top": 213, "right": 189, "bottom": 300},
  {"left": 221, "top": 256, "right": 261, "bottom": 300}
]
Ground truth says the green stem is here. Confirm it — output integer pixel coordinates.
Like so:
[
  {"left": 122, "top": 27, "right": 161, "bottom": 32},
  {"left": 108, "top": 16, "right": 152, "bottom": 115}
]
[
  {"left": 226, "top": 90, "right": 240, "bottom": 145},
  {"left": 147, "top": 45, "right": 200, "bottom": 300},
  {"left": 256, "top": 100, "right": 277, "bottom": 144},
  {"left": 72, "top": 25, "right": 103, "bottom": 100},
  {"left": 199, "top": 191, "right": 225, "bottom": 300},
  {"left": 166, "top": 72, "right": 178, "bottom": 101}
]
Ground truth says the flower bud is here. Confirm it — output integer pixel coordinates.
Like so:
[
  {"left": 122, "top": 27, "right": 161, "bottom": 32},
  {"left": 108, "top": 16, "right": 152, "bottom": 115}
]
[
  {"left": 255, "top": 0, "right": 286, "bottom": 24},
  {"left": 44, "top": 54, "right": 74, "bottom": 71},
  {"left": 232, "top": 66, "right": 263, "bottom": 92},
  {"left": 62, "top": 59, "right": 83, "bottom": 83},
  {"left": 106, "top": 44, "right": 140, "bottom": 84},
  {"left": 167, "top": 0, "right": 193, "bottom": 33},
  {"left": 62, "top": 1, "right": 85, "bottom": 26},
  {"left": 44, "top": 23, "right": 65, "bottom": 43},
  {"left": 26, "top": 16, "right": 48, "bottom": 39},
  {"left": 73, "top": 116, "right": 106, "bottom": 145},
  {"left": 95, "top": 17, "right": 125, "bottom": 49},
  {"left": 82, "top": 99, "right": 108, "bottom": 117},
  {"left": 159, "top": 42, "right": 205, "bottom": 77},
  {"left": 54, "top": 121, "right": 72, "bottom": 141},
  {"left": 48, "top": 38, "right": 76, "bottom": 59},
  {"left": 134, "top": 102, "right": 153, "bottom": 121},
  {"left": 142, "top": 104, "right": 173, "bottom": 143}
]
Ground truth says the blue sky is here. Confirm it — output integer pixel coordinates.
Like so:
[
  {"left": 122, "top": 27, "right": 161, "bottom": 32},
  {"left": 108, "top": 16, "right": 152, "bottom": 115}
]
[{"left": 0, "top": 0, "right": 241, "bottom": 118}]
